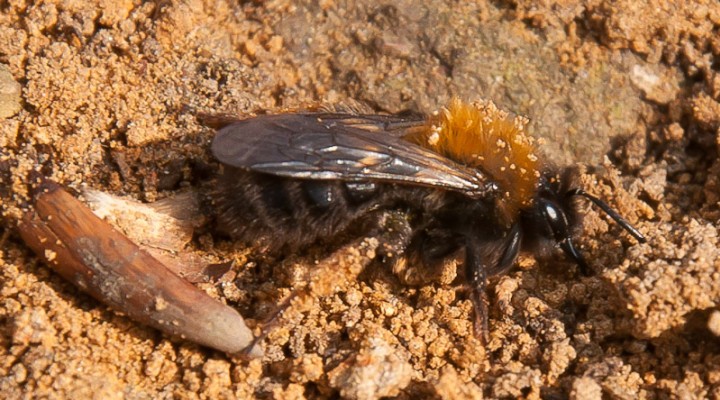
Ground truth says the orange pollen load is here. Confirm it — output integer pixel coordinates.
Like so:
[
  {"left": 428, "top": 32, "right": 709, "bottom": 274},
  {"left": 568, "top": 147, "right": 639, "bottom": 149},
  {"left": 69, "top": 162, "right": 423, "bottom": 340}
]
[{"left": 407, "top": 98, "right": 541, "bottom": 214}]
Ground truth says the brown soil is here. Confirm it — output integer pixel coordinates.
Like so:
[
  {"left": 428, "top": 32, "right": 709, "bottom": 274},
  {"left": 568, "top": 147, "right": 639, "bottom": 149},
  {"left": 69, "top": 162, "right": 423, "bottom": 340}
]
[{"left": 1, "top": 0, "right": 720, "bottom": 398}]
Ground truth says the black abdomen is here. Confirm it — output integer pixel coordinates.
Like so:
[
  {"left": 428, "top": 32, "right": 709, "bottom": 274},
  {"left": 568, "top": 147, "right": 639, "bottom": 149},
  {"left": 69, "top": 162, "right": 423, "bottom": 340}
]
[{"left": 213, "top": 168, "right": 398, "bottom": 251}]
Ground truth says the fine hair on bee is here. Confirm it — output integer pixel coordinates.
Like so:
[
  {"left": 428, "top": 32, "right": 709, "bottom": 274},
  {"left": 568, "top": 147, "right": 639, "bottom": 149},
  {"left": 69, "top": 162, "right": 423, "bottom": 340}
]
[{"left": 208, "top": 98, "right": 646, "bottom": 339}]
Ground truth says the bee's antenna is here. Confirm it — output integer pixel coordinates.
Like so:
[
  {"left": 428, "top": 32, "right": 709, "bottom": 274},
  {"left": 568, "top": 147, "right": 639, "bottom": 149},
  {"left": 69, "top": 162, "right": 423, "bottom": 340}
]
[{"left": 566, "top": 188, "right": 646, "bottom": 243}]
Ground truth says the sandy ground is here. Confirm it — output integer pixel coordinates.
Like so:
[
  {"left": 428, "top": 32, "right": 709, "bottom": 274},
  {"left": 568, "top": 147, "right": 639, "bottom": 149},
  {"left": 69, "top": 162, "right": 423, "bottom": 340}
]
[{"left": 1, "top": 0, "right": 720, "bottom": 398}]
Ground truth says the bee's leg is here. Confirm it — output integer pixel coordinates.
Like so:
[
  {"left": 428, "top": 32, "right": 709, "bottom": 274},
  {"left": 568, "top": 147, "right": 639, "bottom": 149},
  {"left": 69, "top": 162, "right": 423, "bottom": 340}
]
[
  {"left": 487, "top": 223, "right": 522, "bottom": 277},
  {"left": 465, "top": 224, "right": 522, "bottom": 342},
  {"left": 371, "top": 210, "right": 414, "bottom": 263},
  {"left": 372, "top": 212, "right": 464, "bottom": 286},
  {"left": 464, "top": 240, "right": 490, "bottom": 342},
  {"left": 396, "top": 229, "right": 463, "bottom": 286}
]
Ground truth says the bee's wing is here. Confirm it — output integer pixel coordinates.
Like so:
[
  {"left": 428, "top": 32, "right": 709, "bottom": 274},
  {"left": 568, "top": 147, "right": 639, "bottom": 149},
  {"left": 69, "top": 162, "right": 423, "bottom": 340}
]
[
  {"left": 308, "top": 112, "right": 428, "bottom": 138},
  {"left": 212, "top": 113, "right": 490, "bottom": 196}
]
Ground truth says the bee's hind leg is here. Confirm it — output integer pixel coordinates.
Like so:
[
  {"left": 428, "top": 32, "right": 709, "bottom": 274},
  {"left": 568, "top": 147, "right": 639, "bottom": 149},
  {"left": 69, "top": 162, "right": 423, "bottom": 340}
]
[
  {"left": 371, "top": 212, "right": 463, "bottom": 287},
  {"left": 370, "top": 210, "right": 415, "bottom": 264}
]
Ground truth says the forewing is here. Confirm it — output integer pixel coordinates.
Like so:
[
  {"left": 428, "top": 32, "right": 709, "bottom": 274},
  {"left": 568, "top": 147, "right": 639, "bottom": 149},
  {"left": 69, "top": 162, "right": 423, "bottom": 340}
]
[
  {"left": 212, "top": 113, "right": 489, "bottom": 196},
  {"left": 309, "top": 112, "right": 427, "bottom": 138}
]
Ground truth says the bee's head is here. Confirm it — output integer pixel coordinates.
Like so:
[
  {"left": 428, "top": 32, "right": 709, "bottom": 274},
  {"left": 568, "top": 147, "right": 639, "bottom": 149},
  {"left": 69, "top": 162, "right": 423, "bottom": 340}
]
[{"left": 523, "top": 170, "right": 646, "bottom": 275}]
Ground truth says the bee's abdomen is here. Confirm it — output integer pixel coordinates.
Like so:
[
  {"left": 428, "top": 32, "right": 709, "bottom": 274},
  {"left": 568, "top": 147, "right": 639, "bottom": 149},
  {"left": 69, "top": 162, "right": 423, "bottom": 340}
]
[{"left": 213, "top": 169, "right": 387, "bottom": 251}]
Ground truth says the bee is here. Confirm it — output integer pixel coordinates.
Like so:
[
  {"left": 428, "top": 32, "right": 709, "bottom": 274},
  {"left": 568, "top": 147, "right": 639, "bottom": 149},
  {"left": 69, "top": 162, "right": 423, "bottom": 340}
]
[{"left": 210, "top": 99, "right": 646, "bottom": 337}]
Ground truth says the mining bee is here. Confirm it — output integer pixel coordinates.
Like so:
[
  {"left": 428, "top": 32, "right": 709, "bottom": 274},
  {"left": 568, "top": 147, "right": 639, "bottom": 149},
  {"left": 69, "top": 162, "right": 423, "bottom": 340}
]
[{"left": 210, "top": 99, "right": 646, "bottom": 338}]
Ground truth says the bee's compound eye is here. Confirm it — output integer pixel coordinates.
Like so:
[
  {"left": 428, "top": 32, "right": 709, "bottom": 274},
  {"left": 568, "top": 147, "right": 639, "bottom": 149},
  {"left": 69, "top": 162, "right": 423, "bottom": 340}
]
[
  {"left": 538, "top": 199, "right": 570, "bottom": 243},
  {"left": 538, "top": 198, "right": 588, "bottom": 271},
  {"left": 544, "top": 202, "right": 559, "bottom": 221}
]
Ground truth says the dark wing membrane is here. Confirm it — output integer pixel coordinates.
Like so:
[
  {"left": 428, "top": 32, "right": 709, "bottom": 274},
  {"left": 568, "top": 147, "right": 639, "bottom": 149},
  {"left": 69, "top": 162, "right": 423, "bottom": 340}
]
[
  {"left": 309, "top": 112, "right": 427, "bottom": 138},
  {"left": 212, "top": 113, "right": 490, "bottom": 197}
]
